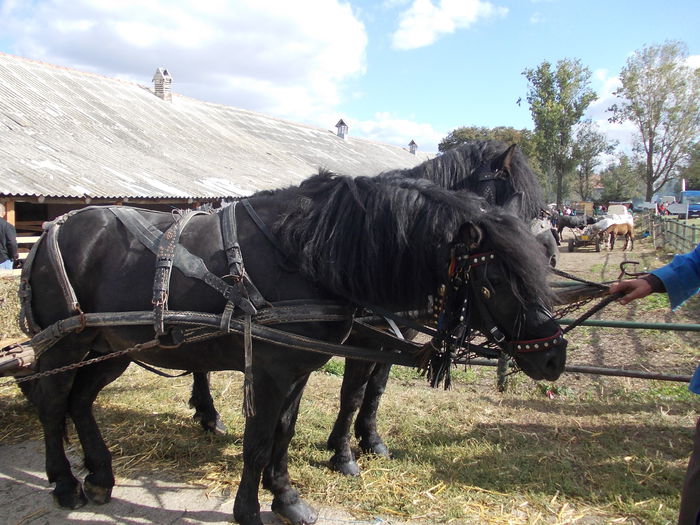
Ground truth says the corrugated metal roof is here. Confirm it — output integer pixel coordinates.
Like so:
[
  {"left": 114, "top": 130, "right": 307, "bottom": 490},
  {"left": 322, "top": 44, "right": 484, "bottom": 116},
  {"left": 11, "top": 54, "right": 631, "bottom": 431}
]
[{"left": 0, "top": 53, "right": 430, "bottom": 200}]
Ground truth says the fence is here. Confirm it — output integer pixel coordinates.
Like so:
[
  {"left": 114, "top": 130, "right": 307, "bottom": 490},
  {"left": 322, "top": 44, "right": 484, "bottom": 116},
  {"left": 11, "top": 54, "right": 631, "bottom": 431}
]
[{"left": 641, "top": 213, "right": 700, "bottom": 253}]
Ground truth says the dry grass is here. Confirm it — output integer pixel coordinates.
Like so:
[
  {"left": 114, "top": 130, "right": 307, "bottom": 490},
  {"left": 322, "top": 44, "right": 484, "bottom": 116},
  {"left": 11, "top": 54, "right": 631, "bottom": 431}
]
[{"left": 1, "top": 237, "right": 698, "bottom": 524}]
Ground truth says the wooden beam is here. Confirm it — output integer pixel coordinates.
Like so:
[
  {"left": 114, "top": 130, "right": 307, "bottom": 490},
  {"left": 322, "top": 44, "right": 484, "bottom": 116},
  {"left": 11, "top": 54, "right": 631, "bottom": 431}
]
[{"left": 3, "top": 199, "right": 15, "bottom": 226}]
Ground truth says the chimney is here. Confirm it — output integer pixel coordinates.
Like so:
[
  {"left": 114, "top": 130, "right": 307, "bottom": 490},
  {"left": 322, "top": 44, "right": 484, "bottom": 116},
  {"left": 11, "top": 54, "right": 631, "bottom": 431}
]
[
  {"left": 408, "top": 139, "right": 418, "bottom": 155},
  {"left": 152, "top": 67, "right": 173, "bottom": 102},
  {"left": 335, "top": 119, "right": 348, "bottom": 139}
]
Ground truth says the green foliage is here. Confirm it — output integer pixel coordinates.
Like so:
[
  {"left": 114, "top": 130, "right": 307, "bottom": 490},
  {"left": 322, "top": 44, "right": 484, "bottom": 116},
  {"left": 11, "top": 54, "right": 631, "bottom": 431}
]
[
  {"left": 522, "top": 59, "right": 597, "bottom": 207},
  {"left": 572, "top": 120, "right": 617, "bottom": 200},
  {"left": 599, "top": 153, "right": 646, "bottom": 203},
  {"left": 608, "top": 41, "right": 700, "bottom": 200},
  {"left": 320, "top": 357, "right": 345, "bottom": 376},
  {"left": 678, "top": 142, "right": 700, "bottom": 190}
]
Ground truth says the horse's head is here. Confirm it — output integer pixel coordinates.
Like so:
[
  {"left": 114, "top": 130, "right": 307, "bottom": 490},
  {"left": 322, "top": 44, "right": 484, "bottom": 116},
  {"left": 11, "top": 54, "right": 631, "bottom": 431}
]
[
  {"left": 469, "top": 144, "right": 518, "bottom": 207},
  {"left": 439, "top": 218, "right": 566, "bottom": 381}
]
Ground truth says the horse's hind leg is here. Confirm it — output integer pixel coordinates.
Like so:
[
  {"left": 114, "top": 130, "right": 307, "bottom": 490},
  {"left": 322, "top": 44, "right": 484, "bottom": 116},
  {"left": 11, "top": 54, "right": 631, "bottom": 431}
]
[
  {"left": 33, "top": 342, "right": 90, "bottom": 508},
  {"left": 355, "top": 362, "right": 392, "bottom": 458},
  {"left": 68, "top": 352, "right": 131, "bottom": 504},
  {"left": 189, "top": 372, "right": 226, "bottom": 435},
  {"left": 326, "top": 358, "right": 376, "bottom": 476}
]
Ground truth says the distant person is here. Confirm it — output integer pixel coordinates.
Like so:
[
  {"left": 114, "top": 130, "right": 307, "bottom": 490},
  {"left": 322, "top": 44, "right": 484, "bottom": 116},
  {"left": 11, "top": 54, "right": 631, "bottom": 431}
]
[
  {"left": 609, "top": 244, "right": 700, "bottom": 525},
  {"left": 0, "top": 203, "right": 19, "bottom": 270}
]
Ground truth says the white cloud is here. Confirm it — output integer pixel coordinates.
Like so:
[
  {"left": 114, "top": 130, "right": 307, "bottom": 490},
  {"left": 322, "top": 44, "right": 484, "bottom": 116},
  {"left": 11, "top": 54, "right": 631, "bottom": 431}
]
[
  {"left": 529, "top": 12, "right": 543, "bottom": 24},
  {"left": 391, "top": 0, "right": 508, "bottom": 50},
  {"left": 0, "top": 0, "right": 368, "bottom": 125},
  {"left": 586, "top": 69, "right": 637, "bottom": 154},
  {"left": 351, "top": 112, "right": 445, "bottom": 154}
]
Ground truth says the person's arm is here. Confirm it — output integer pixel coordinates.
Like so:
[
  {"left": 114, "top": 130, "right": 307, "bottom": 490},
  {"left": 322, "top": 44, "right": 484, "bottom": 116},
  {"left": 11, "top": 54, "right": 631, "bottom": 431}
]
[
  {"left": 5, "top": 222, "right": 18, "bottom": 261},
  {"left": 609, "top": 244, "right": 700, "bottom": 310},
  {"left": 608, "top": 274, "right": 665, "bottom": 304},
  {"left": 651, "top": 244, "right": 700, "bottom": 309}
]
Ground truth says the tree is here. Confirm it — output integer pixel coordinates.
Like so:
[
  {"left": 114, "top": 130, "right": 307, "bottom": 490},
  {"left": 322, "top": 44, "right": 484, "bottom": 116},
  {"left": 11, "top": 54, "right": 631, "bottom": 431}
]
[
  {"left": 608, "top": 41, "right": 700, "bottom": 201},
  {"left": 523, "top": 59, "right": 597, "bottom": 207},
  {"left": 439, "top": 126, "right": 538, "bottom": 160},
  {"left": 572, "top": 121, "right": 617, "bottom": 201},
  {"left": 678, "top": 142, "right": 700, "bottom": 190},
  {"left": 599, "top": 154, "right": 645, "bottom": 203}
]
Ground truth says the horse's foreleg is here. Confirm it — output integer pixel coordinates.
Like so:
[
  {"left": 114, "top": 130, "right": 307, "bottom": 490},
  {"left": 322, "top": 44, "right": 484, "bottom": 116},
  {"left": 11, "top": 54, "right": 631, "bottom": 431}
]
[
  {"left": 68, "top": 353, "right": 131, "bottom": 505},
  {"left": 234, "top": 369, "right": 299, "bottom": 525},
  {"left": 189, "top": 372, "right": 226, "bottom": 435},
  {"left": 327, "top": 358, "right": 375, "bottom": 476},
  {"left": 355, "top": 362, "right": 392, "bottom": 458},
  {"left": 263, "top": 375, "right": 317, "bottom": 525}
]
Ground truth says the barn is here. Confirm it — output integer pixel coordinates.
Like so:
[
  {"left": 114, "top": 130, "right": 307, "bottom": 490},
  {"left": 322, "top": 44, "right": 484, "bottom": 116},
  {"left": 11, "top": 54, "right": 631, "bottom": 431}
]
[{"left": 0, "top": 53, "right": 429, "bottom": 260}]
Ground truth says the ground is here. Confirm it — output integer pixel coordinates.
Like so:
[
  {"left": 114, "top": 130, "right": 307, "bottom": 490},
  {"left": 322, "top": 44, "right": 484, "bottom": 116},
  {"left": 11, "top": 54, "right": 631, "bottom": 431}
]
[{"left": 0, "top": 233, "right": 698, "bottom": 524}]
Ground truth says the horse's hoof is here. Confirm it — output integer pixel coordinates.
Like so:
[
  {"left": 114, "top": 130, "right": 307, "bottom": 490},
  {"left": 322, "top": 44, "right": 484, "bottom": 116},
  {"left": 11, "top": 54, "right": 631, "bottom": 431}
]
[
  {"left": 52, "top": 483, "right": 87, "bottom": 509},
  {"left": 207, "top": 415, "right": 227, "bottom": 435},
  {"left": 329, "top": 454, "right": 360, "bottom": 476},
  {"left": 233, "top": 510, "right": 263, "bottom": 525},
  {"left": 359, "top": 440, "right": 393, "bottom": 459},
  {"left": 271, "top": 498, "right": 318, "bottom": 525},
  {"left": 194, "top": 413, "right": 227, "bottom": 435},
  {"left": 83, "top": 478, "right": 112, "bottom": 504}
]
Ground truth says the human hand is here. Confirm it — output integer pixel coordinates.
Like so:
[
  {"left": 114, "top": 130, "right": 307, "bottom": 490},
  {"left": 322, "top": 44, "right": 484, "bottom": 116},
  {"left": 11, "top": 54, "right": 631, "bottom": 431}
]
[{"left": 608, "top": 278, "right": 654, "bottom": 305}]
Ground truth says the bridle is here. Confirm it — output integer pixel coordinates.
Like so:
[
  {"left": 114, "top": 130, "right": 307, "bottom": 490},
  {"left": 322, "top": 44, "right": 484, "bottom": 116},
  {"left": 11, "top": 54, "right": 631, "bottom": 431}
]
[{"left": 434, "top": 242, "right": 563, "bottom": 360}]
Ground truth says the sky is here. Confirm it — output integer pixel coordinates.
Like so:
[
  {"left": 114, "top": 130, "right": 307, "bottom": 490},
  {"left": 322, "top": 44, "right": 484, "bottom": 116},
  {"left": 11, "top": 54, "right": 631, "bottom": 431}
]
[{"left": 0, "top": 0, "right": 698, "bottom": 156}]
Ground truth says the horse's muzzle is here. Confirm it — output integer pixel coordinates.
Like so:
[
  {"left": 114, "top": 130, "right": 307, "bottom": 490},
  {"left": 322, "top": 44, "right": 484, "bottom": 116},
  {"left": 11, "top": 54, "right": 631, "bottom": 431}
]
[{"left": 515, "top": 335, "right": 567, "bottom": 381}]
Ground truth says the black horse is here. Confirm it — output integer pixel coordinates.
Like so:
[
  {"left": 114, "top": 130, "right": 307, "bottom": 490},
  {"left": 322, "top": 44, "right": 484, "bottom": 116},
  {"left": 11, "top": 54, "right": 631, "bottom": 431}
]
[
  {"left": 189, "top": 141, "right": 556, "bottom": 476},
  {"left": 556, "top": 214, "right": 596, "bottom": 238},
  {"left": 23, "top": 172, "right": 566, "bottom": 525}
]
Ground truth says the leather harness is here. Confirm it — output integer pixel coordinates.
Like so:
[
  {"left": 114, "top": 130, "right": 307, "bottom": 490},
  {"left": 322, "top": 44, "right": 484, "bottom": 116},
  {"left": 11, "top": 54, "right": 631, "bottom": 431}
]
[{"left": 16, "top": 202, "right": 562, "bottom": 413}]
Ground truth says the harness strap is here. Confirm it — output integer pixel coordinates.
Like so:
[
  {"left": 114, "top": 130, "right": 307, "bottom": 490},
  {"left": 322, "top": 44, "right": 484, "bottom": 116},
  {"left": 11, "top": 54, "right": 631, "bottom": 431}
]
[
  {"left": 153, "top": 210, "right": 205, "bottom": 335},
  {"left": 19, "top": 230, "right": 47, "bottom": 336},
  {"left": 108, "top": 207, "right": 254, "bottom": 314},
  {"left": 219, "top": 203, "right": 267, "bottom": 310},
  {"left": 46, "top": 221, "right": 81, "bottom": 316}
]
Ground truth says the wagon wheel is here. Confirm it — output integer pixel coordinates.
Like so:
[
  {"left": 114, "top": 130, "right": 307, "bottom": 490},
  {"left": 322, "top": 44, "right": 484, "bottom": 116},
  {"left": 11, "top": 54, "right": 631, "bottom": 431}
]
[{"left": 567, "top": 239, "right": 575, "bottom": 252}]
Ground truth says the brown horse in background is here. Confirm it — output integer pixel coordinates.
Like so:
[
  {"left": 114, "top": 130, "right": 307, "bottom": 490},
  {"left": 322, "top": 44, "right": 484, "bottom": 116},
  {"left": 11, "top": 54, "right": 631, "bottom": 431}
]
[{"left": 604, "top": 222, "right": 634, "bottom": 251}]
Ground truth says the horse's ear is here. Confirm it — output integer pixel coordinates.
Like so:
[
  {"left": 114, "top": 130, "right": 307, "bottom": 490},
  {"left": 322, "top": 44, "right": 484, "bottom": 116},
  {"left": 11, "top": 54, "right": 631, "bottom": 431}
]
[
  {"left": 503, "top": 191, "right": 524, "bottom": 216},
  {"left": 457, "top": 222, "right": 484, "bottom": 251},
  {"left": 493, "top": 144, "right": 518, "bottom": 175}
]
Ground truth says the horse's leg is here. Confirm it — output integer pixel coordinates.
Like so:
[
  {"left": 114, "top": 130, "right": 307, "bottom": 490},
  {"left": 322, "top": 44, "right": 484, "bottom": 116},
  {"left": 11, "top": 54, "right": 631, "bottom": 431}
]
[
  {"left": 355, "top": 362, "right": 392, "bottom": 458},
  {"left": 189, "top": 372, "right": 227, "bottom": 435},
  {"left": 68, "top": 353, "right": 131, "bottom": 504},
  {"left": 326, "top": 358, "right": 375, "bottom": 476},
  {"left": 34, "top": 342, "right": 90, "bottom": 509},
  {"left": 263, "top": 375, "right": 318, "bottom": 525},
  {"left": 234, "top": 369, "right": 304, "bottom": 525}
]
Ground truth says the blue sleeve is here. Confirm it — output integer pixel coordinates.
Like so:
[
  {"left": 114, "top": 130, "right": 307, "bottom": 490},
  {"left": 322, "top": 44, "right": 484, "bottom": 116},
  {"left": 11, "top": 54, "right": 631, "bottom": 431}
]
[
  {"left": 690, "top": 365, "right": 700, "bottom": 395},
  {"left": 650, "top": 243, "right": 700, "bottom": 310}
]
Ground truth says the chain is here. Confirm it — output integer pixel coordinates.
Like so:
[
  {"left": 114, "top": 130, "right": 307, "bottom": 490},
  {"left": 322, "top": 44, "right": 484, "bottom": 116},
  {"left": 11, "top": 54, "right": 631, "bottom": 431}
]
[{"left": 10, "top": 339, "right": 160, "bottom": 384}]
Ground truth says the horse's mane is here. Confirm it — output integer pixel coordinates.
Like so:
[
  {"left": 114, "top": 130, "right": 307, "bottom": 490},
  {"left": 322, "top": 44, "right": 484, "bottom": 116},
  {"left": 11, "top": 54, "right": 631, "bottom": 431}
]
[
  {"left": 271, "top": 171, "right": 553, "bottom": 309},
  {"left": 378, "top": 140, "right": 543, "bottom": 219}
]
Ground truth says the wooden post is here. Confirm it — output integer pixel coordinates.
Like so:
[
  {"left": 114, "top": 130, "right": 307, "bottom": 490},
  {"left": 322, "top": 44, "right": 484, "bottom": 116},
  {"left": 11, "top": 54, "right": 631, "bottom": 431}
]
[{"left": 3, "top": 199, "right": 15, "bottom": 226}]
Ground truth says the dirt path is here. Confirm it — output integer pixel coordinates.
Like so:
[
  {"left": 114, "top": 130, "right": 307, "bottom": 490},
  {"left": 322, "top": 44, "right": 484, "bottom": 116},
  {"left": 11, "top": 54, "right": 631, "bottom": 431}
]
[{"left": 0, "top": 439, "right": 408, "bottom": 525}]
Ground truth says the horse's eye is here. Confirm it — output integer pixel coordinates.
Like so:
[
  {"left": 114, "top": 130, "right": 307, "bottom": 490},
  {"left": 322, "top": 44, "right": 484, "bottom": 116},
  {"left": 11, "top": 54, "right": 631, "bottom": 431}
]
[
  {"left": 489, "top": 275, "right": 503, "bottom": 287},
  {"left": 481, "top": 286, "right": 492, "bottom": 299}
]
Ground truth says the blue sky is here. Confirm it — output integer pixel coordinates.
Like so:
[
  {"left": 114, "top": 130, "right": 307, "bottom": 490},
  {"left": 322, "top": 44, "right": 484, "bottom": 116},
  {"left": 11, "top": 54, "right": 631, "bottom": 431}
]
[{"left": 0, "top": 0, "right": 698, "bottom": 156}]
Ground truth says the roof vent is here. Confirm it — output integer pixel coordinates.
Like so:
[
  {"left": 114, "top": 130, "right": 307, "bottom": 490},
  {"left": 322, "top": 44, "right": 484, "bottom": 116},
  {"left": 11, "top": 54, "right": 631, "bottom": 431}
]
[
  {"left": 152, "top": 67, "right": 173, "bottom": 102},
  {"left": 335, "top": 119, "right": 348, "bottom": 139},
  {"left": 408, "top": 140, "right": 418, "bottom": 155}
]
